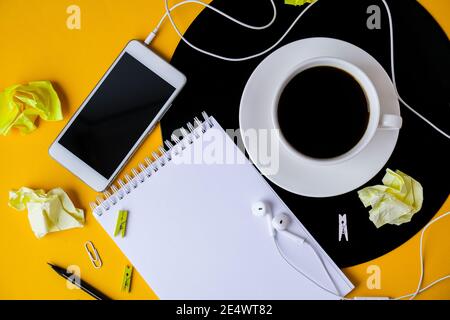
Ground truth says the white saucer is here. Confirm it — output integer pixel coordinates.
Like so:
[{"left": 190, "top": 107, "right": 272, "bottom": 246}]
[{"left": 239, "top": 38, "right": 401, "bottom": 197}]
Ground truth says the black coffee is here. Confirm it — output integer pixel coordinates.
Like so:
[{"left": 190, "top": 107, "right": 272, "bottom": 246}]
[{"left": 277, "top": 66, "right": 369, "bottom": 159}]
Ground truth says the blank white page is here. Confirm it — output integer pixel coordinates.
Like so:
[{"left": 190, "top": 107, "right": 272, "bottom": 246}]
[{"left": 94, "top": 116, "right": 354, "bottom": 299}]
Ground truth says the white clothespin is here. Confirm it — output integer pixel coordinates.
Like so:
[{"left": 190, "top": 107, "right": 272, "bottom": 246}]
[{"left": 338, "top": 214, "right": 348, "bottom": 242}]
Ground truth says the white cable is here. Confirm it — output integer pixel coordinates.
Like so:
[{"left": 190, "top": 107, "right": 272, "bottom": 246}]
[
  {"left": 394, "top": 275, "right": 450, "bottom": 300},
  {"left": 273, "top": 236, "right": 351, "bottom": 300},
  {"left": 145, "top": 0, "right": 277, "bottom": 44},
  {"left": 158, "top": 0, "right": 276, "bottom": 32},
  {"left": 397, "top": 211, "right": 450, "bottom": 300},
  {"left": 380, "top": 0, "right": 450, "bottom": 140},
  {"left": 146, "top": 0, "right": 318, "bottom": 62},
  {"left": 279, "top": 211, "right": 450, "bottom": 300},
  {"left": 145, "top": 0, "right": 450, "bottom": 139}
]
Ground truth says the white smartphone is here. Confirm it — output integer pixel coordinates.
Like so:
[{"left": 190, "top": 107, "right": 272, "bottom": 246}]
[{"left": 49, "top": 40, "right": 186, "bottom": 192}]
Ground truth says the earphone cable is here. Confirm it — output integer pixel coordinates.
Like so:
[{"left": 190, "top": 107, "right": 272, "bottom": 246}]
[
  {"left": 397, "top": 210, "right": 450, "bottom": 300},
  {"left": 281, "top": 211, "right": 450, "bottom": 300},
  {"left": 146, "top": 0, "right": 317, "bottom": 62},
  {"left": 380, "top": 0, "right": 450, "bottom": 140},
  {"left": 273, "top": 236, "right": 350, "bottom": 300},
  {"left": 155, "top": 0, "right": 277, "bottom": 32},
  {"left": 144, "top": 0, "right": 278, "bottom": 44}
]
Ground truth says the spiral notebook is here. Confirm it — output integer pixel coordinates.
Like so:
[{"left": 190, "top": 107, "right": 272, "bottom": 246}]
[{"left": 91, "top": 113, "right": 354, "bottom": 299}]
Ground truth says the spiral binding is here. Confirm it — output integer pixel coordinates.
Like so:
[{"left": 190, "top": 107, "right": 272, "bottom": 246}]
[{"left": 90, "top": 112, "right": 213, "bottom": 216}]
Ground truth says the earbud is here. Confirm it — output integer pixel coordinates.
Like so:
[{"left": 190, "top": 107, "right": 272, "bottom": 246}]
[
  {"left": 272, "top": 213, "right": 305, "bottom": 245},
  {"left": 252, "top": 201, "right": 275, "bottom": 237}
]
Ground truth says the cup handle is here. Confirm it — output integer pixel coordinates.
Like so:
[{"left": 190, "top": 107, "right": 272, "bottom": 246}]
[{"left": 378, "top": 114, "right": 402, "bottom": 130}]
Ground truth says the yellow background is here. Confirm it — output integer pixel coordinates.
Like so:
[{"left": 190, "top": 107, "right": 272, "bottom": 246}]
[{"left": 0, "top": 0, "right": 449, "bottom": 300}]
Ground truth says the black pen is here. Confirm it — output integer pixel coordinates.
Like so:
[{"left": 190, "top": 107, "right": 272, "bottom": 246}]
[{"left": 48, "top": 263, "right": 111, "bottom": 300}]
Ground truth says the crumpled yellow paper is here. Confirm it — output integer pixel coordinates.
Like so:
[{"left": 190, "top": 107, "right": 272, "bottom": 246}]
[
  {"left": 358, "top": 169, "right": 423, "bottom": 228},
  {"left": 8, "top": 187, "right": 84, "bottom": 238},
  {"left": 0, "top": 81, "right": 62, "bottom": 135},
  {"left": 285, "top": 0, "right": 316, "bottom": 6}
]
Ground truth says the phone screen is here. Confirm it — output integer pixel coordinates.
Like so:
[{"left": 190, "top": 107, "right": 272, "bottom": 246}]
[{"left": 59, "top": 53, "right": 175, "bottom": 179}]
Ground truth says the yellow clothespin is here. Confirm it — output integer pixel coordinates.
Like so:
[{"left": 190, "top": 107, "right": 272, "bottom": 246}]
[
  {"left": 114, "top": 210, "right": 128, "bottom": 238},
  {"left": 285, "top": 0, "right": 315, "bottom": 6},
  {"left": 84, "top": 241, "right": 102, "bottom": 269},
  {"left": 121, "top": 265, "right": 133, "bottom": 293}
]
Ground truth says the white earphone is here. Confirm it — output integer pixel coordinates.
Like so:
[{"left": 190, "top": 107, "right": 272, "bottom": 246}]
[
  {"left": 252, "top": 201, "right": 306, "bottom": 246},
  {"left": 251, "top": 201, "right": 275, "bottom": 237},
  {"left": 251, "top": 200, "right": 342, "bottom": 297},
  {"left": 272, "top": 213, "right": 305, "bottom": 245},
  {"left": 251, "top": 201, "right": 450, "bottom": 300}
]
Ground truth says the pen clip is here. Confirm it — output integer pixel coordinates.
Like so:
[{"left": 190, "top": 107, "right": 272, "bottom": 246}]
[{"left": 85, "top": 241, "right": 103, "bottom": 269}]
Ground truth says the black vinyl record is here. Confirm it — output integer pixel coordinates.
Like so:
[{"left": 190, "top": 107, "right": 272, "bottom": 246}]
[{"left": 162, "top": 0, "right": 450, "bottom": 267}]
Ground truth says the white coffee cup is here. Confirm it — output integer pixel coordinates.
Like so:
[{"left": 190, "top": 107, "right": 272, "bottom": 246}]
[{"left": 272, "top": 57, "right": 402, "bottom": 166}]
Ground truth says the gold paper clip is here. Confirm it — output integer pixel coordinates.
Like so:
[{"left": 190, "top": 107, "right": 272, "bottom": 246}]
[{"left": 85, "top": 241, "right": 103, "bottom": 269}]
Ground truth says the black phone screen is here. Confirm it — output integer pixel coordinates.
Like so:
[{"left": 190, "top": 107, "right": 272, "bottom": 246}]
[{"left": 59, "top": 53, "right": 175, "bottom": 178}]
